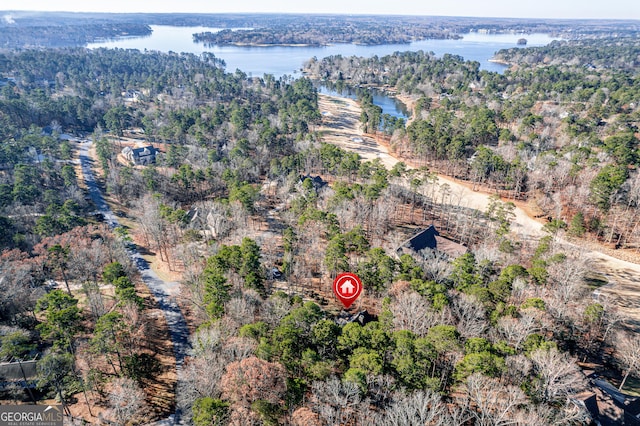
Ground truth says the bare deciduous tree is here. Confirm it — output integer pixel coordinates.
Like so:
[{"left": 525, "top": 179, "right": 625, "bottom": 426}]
[
  {"left": 310, "top": 376, "right": 362, "bottom": 426},
  {"left": 291, "top": 407, "right": 322, "bottom": 426},
  {"left": 497, "top": 312, "right": 540, "bottom": 351},
  {"left": 514, "top": 399, "right": 588, "bottom": 426},
  {"left": 261, "top": 295, "right": 292, "bottom": 327},
  {"left": 221, "top": 356, "right": 287, "bottom": 407},
  {"left": 451, "top": 292, "right": 488, "bottom": 338},
  {"left": 0, "top": 250, "right": 43, "bottom": 321},
  {"left": 67, "top": 231, "right": 108, "bottom": 284},
  {"left": 175, "top": 242, "right": 205, "bottom": 287},
  {"left": 81, "top": 281, "right": 107, "bottom": 320},
  {"left": 105, "top": 377, "right": 147, "bottom": 426},
  {"left": 176, "top": 326, "right": 230, "bottom": 422},
  {"left": 379, "top": 389, "right": 450, "bottom": 426},
  {"left": 474, "top": 241, "right": 505, "bottom": 266},
  {"left": 177, "top": 352, "right": 228, "bottom": 421},
  {"left": 601, "top": 303, "right": 624, "bottom": 343},
  {"left": 616, "top": 332, "right": 640, "bottom": 391},
  {"left": 369, "top": 194, "right": 395, "bottom": 246},
  {"left": 225, "top": 297, "right": 256, "bottom": 327},
  {"left": 134, "top": 194, "right": 172, "bottom": 266},
  {"left": 546, "top": 250, "right": 588, "bottom": 319},
  {"left": 228, "top": 405, "right": 262, "bottom": 426},
  {"left": 530, "top": 348, "right": 587, "bottom": 403},
  {"left": 417, "top": 250, "right": 452, "bottom": 284},
  {"left": 503, "top": 354, "right": 533, "bottom": 387},
  {"left": 190, "top": 326, "right": 222, "bottom": 355},
  {"left": 391, "top": 291, "right": 436, "bottom": 336},
  {"left": 509, "top": 276, "right": 531, "bottom": 305},
  {"left": 458, "top": 373, "right": 528, "bottom": 426},
  {"left": 366, "top": 374, "right": 396, "bottom": 408},
  {"left": 220, "top": 337, "right": 256, "bottom": 362}
]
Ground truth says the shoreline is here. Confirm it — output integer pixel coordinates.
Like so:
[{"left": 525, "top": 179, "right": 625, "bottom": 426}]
[
  {"left": 318, "top": 92, "right": 545, "bottom": 238},
  {"left": 393, "top": 93, "right": 417, "bottom": 125},
  {"left": 203, "top": 42, "right": 321, "bottom": 47}
]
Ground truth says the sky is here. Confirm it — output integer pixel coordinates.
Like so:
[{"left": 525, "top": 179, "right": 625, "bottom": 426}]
[{"left": 1, "top": 0, "right": 639, "bottom": 20}]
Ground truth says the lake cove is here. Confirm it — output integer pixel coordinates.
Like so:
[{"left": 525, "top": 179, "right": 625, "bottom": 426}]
[
  {"left": 318, "top": 86, "right": 410, "bottom": 120},
  {"left": 88, "top": 26, "right": 556, "bottom": 117}
]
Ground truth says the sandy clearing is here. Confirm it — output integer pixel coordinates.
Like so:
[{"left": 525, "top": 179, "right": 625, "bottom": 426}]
[
  {"left": 317, "top": 95, "right": 398, "bottom": 169},
  {"left": 318, "top": 92, "right": 640, "bottom": 326},
  {"left": 318, "top": 94, "right": 545, "bottom": 239},
  {"left": 589, "top": 252, "right": 640, "bottom": 324}
]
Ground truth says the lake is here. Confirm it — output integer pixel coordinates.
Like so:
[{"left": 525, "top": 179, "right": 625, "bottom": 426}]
[
  {"left": 318, "top": 86, "right": 410, "bottom": 119},
  {"left": 88, "top": 26, "right": 557, "bottom": 119},
  {"left": 88, "top": 26, "right": 557, "bottom": 77}
]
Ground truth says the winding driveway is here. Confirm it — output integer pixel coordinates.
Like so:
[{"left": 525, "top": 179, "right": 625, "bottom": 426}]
[{"left": 79, "top": 140, "right": 190, "bottom": 422}]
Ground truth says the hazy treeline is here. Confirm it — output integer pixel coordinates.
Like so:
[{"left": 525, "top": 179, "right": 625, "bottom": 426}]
[{"left": 2, "top": 11, "right": 639, "bottom": 48}]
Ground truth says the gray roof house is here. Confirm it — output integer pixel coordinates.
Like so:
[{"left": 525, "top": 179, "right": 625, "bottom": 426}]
[
  {"left": 0, "top": 359, "right": 38, "bottom": 389},
  {"left": 122, "top": 145, "right": 157, "bottom": 166},
  {"left": 573, "top": 372, "right": 640, "bottom": 426},
  {"left": 299, "top": 174, "right": 327, "bottom": 191},
  {"left": 397, "top": 225, "right": 467, "bottom": 259}
]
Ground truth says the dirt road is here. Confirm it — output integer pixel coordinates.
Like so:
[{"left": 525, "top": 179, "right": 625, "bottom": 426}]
[
  {"left": 80, "top": 141, "right": 189, "bottom": 423},
  {"left": 318, "top": 93, "right": 640, "bottom": 325}
]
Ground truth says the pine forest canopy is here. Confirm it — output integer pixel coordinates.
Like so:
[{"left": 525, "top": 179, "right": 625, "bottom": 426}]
[{"left": 0, "top": 14, "right": 639, "bottom": 425}]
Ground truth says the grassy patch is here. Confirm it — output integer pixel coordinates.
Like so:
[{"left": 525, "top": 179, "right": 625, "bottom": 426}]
[
  {"left": 622, "top": 376, "right": 640, "bottom": 397},
  {"left": 584, "top": 272, "right": 608, "bottom": 289},
  {"left": 141, "top": 254, "right": 179, "bottom": 282}
]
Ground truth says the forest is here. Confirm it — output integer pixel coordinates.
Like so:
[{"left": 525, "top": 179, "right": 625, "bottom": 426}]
[
  {"left": 0, "top": 29, "right": 639, "bottom": 426},
  {"left": 192, "top": 16, "right": 640, "bottom": 47},
  {"left": 303, "top": 37, "right": 640, "bottom": 250},
  {"left": 192, "top": 20, "right": 459, "bottom": 47},
  {"left": 2, "top": 11, "right": 639, "bottom": 48}
]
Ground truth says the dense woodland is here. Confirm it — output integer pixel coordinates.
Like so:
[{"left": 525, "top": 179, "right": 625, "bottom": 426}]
[
  {"left": 0, "top": 24, "right": 151, "bottom": 49},
  {"left": 0, "top": 30, "right": 639, "bottom": 425},
  {"left": 304, "top": 38, "right": 640, "bottom": 250},
  {"left": 193, "top": 22, "right": 459, "bottom": 47},
  {"left": 192, "top": 17, "right": 640, "bottom": 47},
  {"left": 2, "top": 11, "right": 639, "bottom": 48}
]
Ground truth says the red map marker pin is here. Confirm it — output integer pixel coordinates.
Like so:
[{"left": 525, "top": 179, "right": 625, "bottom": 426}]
[{"left": 333, "top": 272, "right": 363, "bottom": 309}]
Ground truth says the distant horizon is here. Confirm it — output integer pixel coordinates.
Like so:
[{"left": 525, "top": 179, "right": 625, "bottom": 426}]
[
  {"left": 1, "top": 0, "right": 638, "bottom": 21},
  {"left": 2, "top": 10, "right": 640, "bottom": 22}
]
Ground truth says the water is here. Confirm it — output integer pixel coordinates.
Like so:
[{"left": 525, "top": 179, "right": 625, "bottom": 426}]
[
  {"left": 319, "top": 86, "right": 410, "bottom": 119},
  {"left": 88, "top": 26, "right": 557, "bottom": 119},
  {"left": 89, "top": 25, "right": 557, "bottom": 77}
]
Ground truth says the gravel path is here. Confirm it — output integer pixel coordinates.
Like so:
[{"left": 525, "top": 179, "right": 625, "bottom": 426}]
[{"left": 79, "top": 140, "right": 190, "bottom": 423}]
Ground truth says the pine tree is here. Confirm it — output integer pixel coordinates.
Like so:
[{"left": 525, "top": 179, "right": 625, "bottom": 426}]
[{"left": 568, "top": 211, "right": 586, "bottom": 237}]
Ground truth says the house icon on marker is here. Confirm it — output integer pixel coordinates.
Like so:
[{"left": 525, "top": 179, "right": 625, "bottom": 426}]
[{"left": 340, "top": 280, "right": 355, "bottom": 294}]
